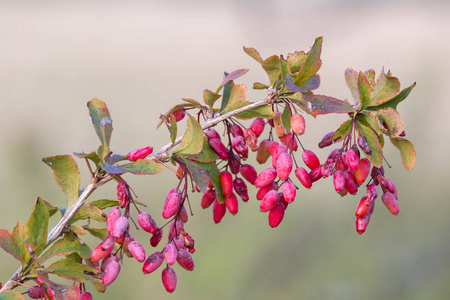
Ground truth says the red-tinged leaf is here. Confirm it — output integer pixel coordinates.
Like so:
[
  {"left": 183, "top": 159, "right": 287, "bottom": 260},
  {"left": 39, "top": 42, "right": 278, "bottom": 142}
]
[
  {"left": 220, "top": 84, "right": 247, "bottom": 114},
  {"left": 285, "top": 73, "right": 309, "bottom": 93},
  {"left": 280, "top": 92, "right": 308, "bottom": 112},
  {"left": 157, "top": 102, "right": 194, "bottom": 128},
  {"left": 175, "top": 114, "right": 204, "bottom": 155},
  {"left": 356, "top": 116, "right": 383, "bottom": 168},
  {"left": 280, "top": 55, "right": 291, "bottom": 84},
  {"left": 364, "top": 69, "right": 376, "bottom": 90},
  {"left": 333, "top": 119, "right": 352, "bottom": 140},
  {"left": 262, "top": 55, "right": 281, "bottom": 85},
  {"left": 294, "top": 36, "right": 323, "bottom": 86},
  {"left": 243, "top": 47, "right": 263, "bottom": 64},
  {"left": 42, "top": 155, "right": 81, "bottom": 207},
  {"left": 37, "top": 273, "right": 83, "bottom": 300},
  {"left": 39, "top": 236, "right": 91, "bottom": 263},
  {"left": 101, "top": 162, "right": 125, "bottom": 174},
  {"left": 203, "top": 89, "right": 221, "bottom": 108},
  {"left": 299, "top": 74, "right": 320, "bottom": 91},
  {"left": 0, "top": 290, "right": 25, "bottom": 300},
  {"left": 181, "top": 98, "right": 204, "bottom": 109},
  {"left": 390, "top": 137, "right": 416, "bottom": 170},
  {"left": 367, "top": 82, "right": 416, "bottom": 111},
  {"left": 42, "top": 199, "right": 58, "bottom": 217},
  {"left": 25, "top": 197, "right": 49, "bottom": 256},
  {"left": 87, "top": 98, "right": 113, "bottom": 158},
  {"left": 369, "top": 70, "right": 401, "bottom": 107},
  {"left": 302, "top": 94, "right": 355, "bottom": 117},
  {"left": 286, "top": 50, "right": 307, "bottom": 73},
  {"left": 345, "top": 68, "right": 359, "bottom": 102},
  {"left": 0, "top": 222, "right": 29, "bottom": 265},
  {"left": 45, "top": 258, "right": 102, "bottom": 283},
  {"left": 219, "top": 69, "right": 249, "bottom": 87},
  {"left": 116, "top": 159, "right": 163, "bottom": 175},
  {"left": 364, "top": 108, "right": 404, "bottom": 138},
  {"left": 69, "top": 203, "right": 107, "bottom": 224},
  {"left": 73, "top": 151, "right": 101, "bottom": 168},
  {"left": 358, "top": 71, "right": 371, "bottom": 110}
]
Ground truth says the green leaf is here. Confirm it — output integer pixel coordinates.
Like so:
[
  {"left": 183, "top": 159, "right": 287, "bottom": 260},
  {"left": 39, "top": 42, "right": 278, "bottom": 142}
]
[
  {"left": 84, "top": 227, "right": 109, "bottom": 240},
  {"left": 262, "top": 55, "right": 281, "bottom": 86},
  {"left": 0, "top": 290, "right": 25, "bottom": 300},
  {"left": 169, "top": 114, "right": 178, "bottom": 145},
  {"left": 280, "top": 55, "right": 291, "bottom": 85},
  {"left": 42, "top": 155, "right": 81, "bottom": 207},
  {"left": 203, "top": 89, "right": 221, "bottom": 108},
  {"left": 45, "top": 258, "right": 102, "bottom": 283},
  {"left": 87, "top": 98, "right": 113, "bottom": 158},
  {"left": 281, "top": 105, "right": 292, "bottom": 132},
  {"left": 358, "top": 71, "right": 371, "bottom": 110},
  {"left": 73, "top": 151, "right": 102, "bottom": 168},
  {"left": 68, "top": 225, "right": 86, "bottom": 236},
  {"left": 356, "top": 116, "right": 383, "bottom": 167},
  {"left": 364, "top": 107, "right": 404, "bottom": 138},
  {"left": 175, "top": 114, "right": 205, "bottom": 155},
  {"left": 281, "top": 92, "right": 308, "bottom": 112},
  {"left": 181, "top": 98, "right": 205, "bottom": 109},
  {"left": 39, "top": 236, "right": 91, "bottom": 263},
  {"left": 182, "top": 137, "right": 219, "bottom": 163},
  {"left": 69, "top": 203, "right": 106, "bottom": 224},
  {"left": 117, "top": 159, "right": 163, "bottom": 175},
  {"left": 253, "top": 82, "right": 269, "bottom": 90},
  {"left": 220, "top": 78, "right": 234, "bottom": 111},
  {"left": 333, "top": 119, "right": 352, "bottom": 140},
  {"left": 229, "top": 102, "right": 276, "bottom": 120},
  {"left": 364, "top": 69, "right": 376, "bottom": 90},
  {"left": 302, "top": 94, "right": 355, "bottom": 117},
  {"left": 369, "top": 70, "right": 401, "bottom": 107},
  {"left": 345, "top": 68, "right": 359, "bottom": 102},
  {"left": 286, "top": 50, "right": 307, "bottom": 74},
  {"left": 390, "top": 137, "right": 416, "bottom": 170},
  {"left": 294, "top": 36, "right": 323, "bottom": 86},
  {"left": 42, "top": 199, "right": 58, "bottom": 217},
  {"left": 243, "top": 46, "right": 263, "bottom": 64},
  {"left": 0, "top": 225, "right": 27, "bottom": 264},
  {"left": 220, "top": 84, "right": 247, "bottom": 114},
  {"left": 25, "top": 197, "right": 49, "bottom": 256},
  {"left": 219, "top": 69, "right": 249, "bottom": 87},
  {"left": 367, "top": 82, "right": 416, "bottom": 111},
  {"left": 90, "top": 199, "right": 120, "bottom": 210}
]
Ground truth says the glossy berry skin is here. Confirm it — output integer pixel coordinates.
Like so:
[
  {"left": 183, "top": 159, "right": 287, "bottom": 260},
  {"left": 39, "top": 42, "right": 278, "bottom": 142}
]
[
  {"left": 274, "top": 111, "right": 286, "bottom": 138},
  {"left": 229, "top": 153, "right": 241, "bottom": 174},
  {"left": 290, "top": 114, "right": 305, "bottom": 135},
  {"left": 260, "top": 190, "right": 280, "bottom": 212},
  {"left": 164, "top": 243, "right": 177, "bottom": 265},
  {"left": 231, "top": 124, "right": 244, "bottom": 137},
  {"left": 232, "top": 135, "right": 248, "bottom": 158},
  {"left": 346, "top": 148, "right": 360, "bottom": 172},
  {"left": 150, "top": 229, "right": 163, "bottom": 247},
  {"left": 249, "top": 117, "right": 265, "bottom": 137},
  {"left": 333, "top": 170, "right": 345, "bottom": 193},
  {"left": 268, "top": 203, "right": 286, "bottom": 228},
  {"left": 240, "top": 164, "right": 258, "bottom": 185},
  {"left": 256, "top": 139, "right": 272, "bottom": 164},
  {"left": 220, "top": 171, "right": 234, "bottom": 197},
  {"left": 137, "top": 212, "right": 158, "bottom": 234},
  {"left": 213, "top": 198, "right": 226, "bottom": 224},
  {"left": 201, "top": 189, "right": 216, "bottom": 209},
  {"left": 255, "top": 168, "right": 277, "bottom": 188},
  {"left": 318, "top": 131, "right": 335, "bottom": 148},
  {"left": 382, "top": 192, "right": 399, "bottom": 215},
  {"left": 128, "top": 146, "right": 154, "bottom": 161},
  {"left": 355, "top": 158, "right": 371, "bottom": 185},
  {"left": 101, "top": 253, "right": 119, "bottom": 272},
  {"left": 355, "top": 195, "right": 370, "bottom": 219},
  {"left": 117, "top": 182, "right": 130, "bottom": 208},
  {"left": 28, "top": 286, "right": 45, "bottom": 299},
  {"left": 209, "top": 138, "right": 229, "bottom": 160},
  {"left": 163, "top": 189, "right": 182, "bottom": 219},
  {"left": 309, "top": 165, "right": 322, "bottom": 183},
  {"left": 272, "top": 144, "right": 288, "bottom": 169},
  {"left": 112, "top": 216, "right": 129, "bottom": 239},
  {"left": 343, "top": 171, "right": 358, "bottom": 195},
  {"left": 102, "top": 260, "right": 121, "bottom": 286},
  {"left": 295, "top": 167, "right": 312, "bottom": 189},
  {"left": 143, "top": 252, "right": 164, "bottom": 274},
  {"left": 280, "top": 132, "right": 298, "bottom": 151},
  {"left": 80, "top": 292, "right": 93, "bottom": 300},
  {"left": 256, "top": 181, "right": 278, "bottom": 200},
  {"left": 276, "top": 153, "right": 293, "bottom": 180},
  {"left": 282, "top": 180, "right": 296, "bottom": 203},
  {"left": 204, "top": 128, "right": 221, "bottom": 140},
  {"left": 302, "top": 150, "right": 320, "bottom": 170},
  {"left": 268, "top": 141, "right": 279, "bottom": 155},
  {"left": 233, "top": 178, "right": 249, "bottom": 202},
  {"left": 172, "top": 108, "right": 186, "bottom": 122},
  {"left": 355, "top": 213, "right": 371, "bottom": 234},
  {"left": 162, "top": 267, "right": 177, "bottom": 293},
  {"left": 128, "top": 241, "right": 146, "bottom": 263},
  {"left": 107, "top": 207, "right": 121, "bottom": 234},
  {"left": 176, "top": 248, "right": 195, "bottom": 271},
  {"left": 224, "top": 193, "right": 239, "bottom": 215}
]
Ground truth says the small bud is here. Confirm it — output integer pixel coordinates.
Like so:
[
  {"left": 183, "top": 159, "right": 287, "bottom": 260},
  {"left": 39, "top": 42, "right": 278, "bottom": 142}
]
[{"left": 127, "top": 146, "right": 154, "bottom": 161}]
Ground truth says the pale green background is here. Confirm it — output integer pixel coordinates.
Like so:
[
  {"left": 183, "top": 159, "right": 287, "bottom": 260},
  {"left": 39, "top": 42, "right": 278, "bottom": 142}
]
[{"left": 0, "top": 0, "right": 449, "bottom": 299}]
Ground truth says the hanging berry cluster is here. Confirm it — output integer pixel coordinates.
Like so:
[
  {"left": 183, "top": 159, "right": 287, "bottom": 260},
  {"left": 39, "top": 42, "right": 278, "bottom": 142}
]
[{"left": 0, "top": 37, "right": 416, "bottom": 299}]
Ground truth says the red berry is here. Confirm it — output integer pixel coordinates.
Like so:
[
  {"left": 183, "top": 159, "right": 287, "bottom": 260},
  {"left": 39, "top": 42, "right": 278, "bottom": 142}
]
[
  {"left": 309, "top": 165, "right": 322, "bottom": 183},
  {"left": 233, "top": 178, "right": 249, "bottom": 202},
  {"left": 268, "top": 203, "right": 285, "bottom": 228},
  {"left": 346, "top": 148, "right": 360, "bottom": 171},
  {"left": 255, "top": 168, "right": 277, "bottom": 188},
  {"left": 249, "top": 117, "right": 265, "bottom": 137},
  {"left": 268, "top": 141, "right": 279, "bottom": 155},
  {"left": 224, "top": 193, "right": 239, "bottom": 215},
  {"left": 209, "top": 138, "right": 229, "bottom": 160},
  {"left": 260, "top": 190, "right": 280, "bottom": 212},
  {"left": 272, "top": 144, "right": 288, "bottom": 168},
  {"left": 357, "top": 135, "right": 372, "bottom": 155},
  {"left": 128, "top": 241, "right": 146, "bottom": 263},
  {"left": 279, "top": 132, "right": 298, "bottom": 151},
  {"left": 204, "top": 128, "right": 221, "bottom": 140},
  {"left": 381, "top": 192, "right": 399, "bottom": 215},
  {"left": 282, "top": 180, "right": 296, "bottom": 203},
  {"left": 213, "top": 198, "right": 226, "bottom": 224},
  {"left": 343, "top": 171, "right": 358, "bottom": 195},
  {"left": 302, "top": 150, "right": 320, "bottom": 170},
  {"left": 371, "top": 166, "right": 385, "bottom": 185},
  {"left": 102, "top": 260, "right": 121, "bottom": 286},
  {"left": 143, "top": 252, "right": 164, "bottom": 274},
  {"left": 220, "top": 171, "right": 234, "bottom": 197},
  {"left": 274, "top": 111, "right": 286, "bottom": 138},
  {"left": 276, "top": 152, "right": 293, "bottom": 180},
  {"left": 333, "top": 170, "right": 345, "bottom": 193},
  {"left": 150, "top": 229, "right": 163, "bottom": 247},
  {"left": 107, "top": 207, "right": 121, "bottom": 234},
  {"left": 176, "top": 248, "right": 195, "bottom": 271},
  {"left": 295, "top": 167, "right": 312, "bottom": 189},
  {"left": 355, "top": 158, "right": 371, "bottom": 185},
  {"left": 379, "top": 176, "right": 397, "bottom": 196},
  {"left": 164, "top": 243, "right": 177, "bottom": 265},
  {"left": 256, "top": 181, "right": 278, "bottom": 200},
  {"left": 321, "top": 159, "right": 334, "bottom": 178},
  {"left": 168, "top": 219, "right": 184, "bottom": 239},
  {"left": 101, "top": 253, "right": 119, "bottom": 272},
  {"left": 111, "top": 216, "right": 129, "bottom": 239},
  {"left": 366, "top": 184, "right": 378, "bottom": 203},
  {"left": 355, "top": 195, "right": 371, "bottom": 219},
  {"left": 256, "top": 139, "right": 272, "bottom": 164},
  {"left": 137, "top": 211, "right": 158, "bottom": 234},
  {"left": 172, "top": 108, "right": 186, "bottom": 122},
  {"left": 128, "top": 146, "right": 154, "bottom": 161},
  {"left": 28, "top": 286, "right": 45, "bottom": 299},
  {"left": 117, "top": 182, "right": 130, "bottom": 208},
  {"left": 355, "top": 213, "right": 371, "bottom": 234},
  {"left": 179, "top": 205, "right": 189, "bottom": 223},
  {"left": 240, "top": 164, "right": 257, "bottom": 185},
  {"left": 229, "top": 153, "right": 241, "bottom": 174},
  {"left": 232, "top": 135, "right": 248, "bottom": 158},
  {"left": 102, "top": 235, "right": 116, "bottom": 250},
  {"left": 161, "top": 267, "right": 177, "bottom": 293},
  {"left": 172, "top": 236, "right": 186, "bottom": 250},
  {"left": 80, "top": 292, "right": 93, "bottom": 300},
  {"left": 290, "top": 114, "right": 305, "bottom": 135},
  {"left": 318, "top": 131, "right": 336, "bottom": 148},
  {"left": 201, "top": 189, "right": 216, "bottom": 209},
  {"left": 230, "top": 124, "right": 244, "bottom": 137},
  {"left": 162, "top": 189, "right": 182, "bottom": 219},
  {"left": 243, "top": 128, "right": 258, "bottom": 151},
  {"left": 327, "top": 148, "right": 340, "bottom": 160}
]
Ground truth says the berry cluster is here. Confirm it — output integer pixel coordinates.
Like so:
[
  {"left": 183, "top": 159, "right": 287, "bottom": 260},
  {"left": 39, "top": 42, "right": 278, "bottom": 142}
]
[{"left": 26, "top": 285, "right": 92, "bottom": 299}]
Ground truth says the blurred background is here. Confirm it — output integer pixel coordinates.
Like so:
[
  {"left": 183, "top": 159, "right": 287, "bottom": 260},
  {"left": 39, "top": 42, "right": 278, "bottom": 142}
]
[{"left": 0, "top": 0, "right": 449, "bottom": 299}]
